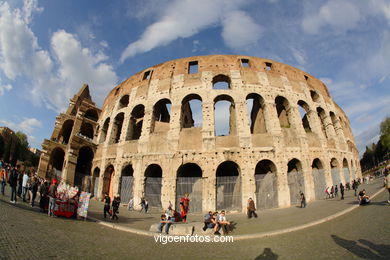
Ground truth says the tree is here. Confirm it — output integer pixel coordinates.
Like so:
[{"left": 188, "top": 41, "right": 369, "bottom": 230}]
[
  {"left": 15, "top": 131, "right": 29, "bottom": 161},
  {"left": 380, "top": 116, "right": 390, "bottom": 150}
]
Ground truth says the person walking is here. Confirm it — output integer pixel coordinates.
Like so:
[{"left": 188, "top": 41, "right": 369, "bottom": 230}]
[
  {"left": 300, "top": 192, "right": 306, "bottom": 208},
  {"left": 30, "top": 177, "right": 38, "bottom": 207},
  {"left": 103, "top": 192, "right": 111, "bottom": 218},
  {"left": 0, "top": 167, "right": 8, "bottom": 195},
  {"left": 340, "top": 183, "right": 345, "bottom": 200},
  {"left": 334, "top": 185, "right": 338, "bottom": 197},
  {"left": 22, "top": 172, "right": 29, "bottom": 202},
  {"left": 247, "top": 197, "right": 258, "bottom": 218},
  {"left": 8, "top": 167, "right": 18, "bottom": 203},
  {"left": 48, "top": 179, "right": 58, "bottom": 217},
  {"left": 111, "top": 195, "right": 120, "bottom": 220}
]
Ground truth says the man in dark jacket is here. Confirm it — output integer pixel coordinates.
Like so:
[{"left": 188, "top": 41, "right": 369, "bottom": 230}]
[{"left": 8, "top": 167, "right": 19, "bottom": 203}]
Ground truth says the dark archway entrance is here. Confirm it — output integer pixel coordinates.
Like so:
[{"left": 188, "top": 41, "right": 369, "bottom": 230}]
[
  {"left": 92, "top": 167, "right": 100, "bottom": 198},
  {"left": 287, "top": 159, "right": 305, "bottom": 205},
  {"left": 75, "top": 146, "right": 94, "bottom": 190},
  {"left": 103, "top": 165, "right": 115, "bottom": 198},
  {"left": 176, "top": 163, "right": 203, "bottom": 212},
  {"left": 120, "top": 164, "right": 134, "bottom": 204},
  {"left": 255, "top": 160, "right": 278, "bottom": 209},
  {"left": 49, "top": 147, "right": 65, "bottom": 181},
  {"left": 216, "top": 161, "right": 241, "bottom": 211},
  {"left": 144, "top": 164, "right": 162, "bottom": 208}
]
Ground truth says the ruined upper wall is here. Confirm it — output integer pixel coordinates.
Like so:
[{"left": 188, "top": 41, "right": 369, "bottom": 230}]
[{"left": 102, "top": 55, "right": 333, "bottom": 111}]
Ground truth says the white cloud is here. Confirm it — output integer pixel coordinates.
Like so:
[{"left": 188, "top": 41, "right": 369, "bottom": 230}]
[
  {"left": 120, "top": 0, "right": 254, "bottom": 61},
  {"left": 22, "top": 0, "right": 43, "bottom": 24},
  {"left": 221, "top": 11, "right": 262, "bottom": 49},
  {"left": 0, "top": 83, "right": 12, "bottom": 96},
  {"left": 302, "top": 0, "right": 360, "bottom": 34},
  {"left": 291, "top": 47, "right": 307, "bottom": 66},
  {"left": 0, "top": 2, "right": 118, "bottom": 112}
]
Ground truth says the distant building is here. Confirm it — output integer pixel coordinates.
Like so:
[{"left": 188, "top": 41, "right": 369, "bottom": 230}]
[{"left": 0, "top": 126, "right": 20, "bottom": 165}]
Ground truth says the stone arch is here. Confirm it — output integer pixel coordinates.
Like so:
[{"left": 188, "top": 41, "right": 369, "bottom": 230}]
[
  {"left": 216, "top": 161, "right": 241, "bottom": 211},
  {"left": 287, "top": 158, "right": 305, "bottom": 205},
  {"left": 311, "top": 158, "right": 326, "bottom": 200},
  {"left": 99, "top": 118, "right": 110, "bottom": 143},
  {"left": 109, "top": 113, "right": 124, "bottom": 144},
  {"left": 126, "top": 104, "right": 145, "bottom": 140},
  {"left": 85, "top": 109, "right": 98, "bottom": 121},
  {"left": 79, "top": 122, "right": 94, "bottom": 139},
  {"left": 214, "top": 95, "right": 236, "bottom": 136},
  {"left": 329, "top": 111, "right": 338, "bottom": 135},
  {"left": 310, "top": 90, "right": 320, "bottom": 102},
  {"left": 275, "top": 96, "right": 291, "bottom": 128},
  {"left": 75, "top": 146, "right": 94, "bottom": 189},
  {"left": 144, "top": 164, "right": 163, "bottom": 208},
  {"left": 254, "top": 159, "right": 278, "bottom": 209},
  {"left": 180, "top": 94, "right": 203, "bottom": 129},
  {"left": 316, "top": 107, "right": 328, "bottom": 138},
  {"left": 48, "top": 147, "right": 65, "bottom": 180},
  {"left": 92, "top": 167, "right": 100, "bottom": 198},
  {"left": 118, "top": 95, "right": 129, "bottom": 109},
  {"left": 120, "top": 164, "right": 134, "bottom": 204},
  {"left": 212, "top": 74, "right": 231, "bottom": 90},
  {"left": 330, "top": 158, "right": 341, "bottom": 185},
  {"left": 176, "top": 163, "right": 203, "bottom": 212},
  {"left": 58, "top": 119, "right": 74, "bottom": 144},
  {"left": 246, "top": 93, "right": 266, "bottom": 134},
  {"left": 102, "top": 165, "right": 115, "bottom": 198},
  {"left": 151, "top": 99, "right": 171, "bottom": 133},
  {"left": 342, "top": 158, "right": 350, "bottom": 184},
  {"left": 297, "top": 100, "right": 311, "bottom": 132}
]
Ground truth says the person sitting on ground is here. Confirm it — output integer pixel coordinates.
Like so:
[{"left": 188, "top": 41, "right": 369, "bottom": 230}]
[
  {"left": 358, "top": 189, "right": 370, "bottom": 205},
  {"left": 215, "top": 210, "right": 231, "bottom": 235},
  {"left": 158, "top": 214, "right": 172, "bottom": 234},
  {"left": 203, "top": 211, "right": 213, "bottom": 231}
]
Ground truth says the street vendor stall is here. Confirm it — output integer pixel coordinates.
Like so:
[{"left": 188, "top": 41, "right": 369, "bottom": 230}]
[{"left": 53, "top": 182, "right": 79, "bottom": 218}]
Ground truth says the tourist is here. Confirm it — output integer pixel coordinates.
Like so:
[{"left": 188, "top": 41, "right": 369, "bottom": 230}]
[
  {"left": 216, "top": 210, "right": 231, "bottom": 235},
  {"left": 247, "top": 197, "right": 258, "bottom": 218},
  {"left": 203, "top": 211, "right": 213, "bottom": 231},
  {"left": 334, "top": 185, "right": 338, "bottom": 197},
  {"left": 30, "top": 176, "right": 38, "bottom": 207},
  {"left": 139, "top": 197, "right": 146, "bottom": 213},
  {"left": 39, "top": 180, "right": 49, "bottom": 212},
  {"left": 17, "top": 170, "right": 23, "bottom": 198},
  {"left": 325, "top": 187, "right": 331, "bottom": 199},
  {"left": 340, "top": 183, "right": 345, "bottom": 200},
  {"left": 179, "top": 192, "right": 190, "bottom": 223},
  {"left": 385, "top": 171, "right": 390, "bottom": 204},
  {"left": 358, "top": 189, "right": 370, "bottom": 205},
  {"left": 157, "top": 214, "right": 172, "bottom": 234},
  {"left": 8, "top": 166, "right": 18, "bottom": 203},
  {"left": 0, "top": 166, "right": 7, "bottom": 195},
  {"left": 111, "top": 195, "right": 120, "bottom": 220},
  {"left": 103, "top": 192, "right": 111, "bottom": 218},
  {"left": 22, "top": 172, "right": 29, "bottom": 202},
  {"left": 48, "top": 179, "right": 58, "bottom": 217},
  {"left": 127, "top": 198, "right": 134, "bottom": 211},
  {"left": 300, "top": 192, "right": 306, "bottom": 208},
  {"left": 352, "top": 180, "right": 358, "bottom": 197}
]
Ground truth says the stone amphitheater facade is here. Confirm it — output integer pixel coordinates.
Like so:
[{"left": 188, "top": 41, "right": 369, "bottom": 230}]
[{"left": 38, "top": 55, "right": 361, "bottom": 213}]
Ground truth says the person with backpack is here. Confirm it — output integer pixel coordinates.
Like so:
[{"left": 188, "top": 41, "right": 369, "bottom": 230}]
[{"left": 8, "top": 166, "right": 19, "bottom": 203}]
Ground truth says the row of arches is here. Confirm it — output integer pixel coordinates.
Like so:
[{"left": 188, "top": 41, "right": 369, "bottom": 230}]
[
  {"left": 57, "top": 110, "right": 98, "bottom": 144},
  {"left": 95, "top": 157, "right": 357, "bottom": 212},
  {"left": 99, "top": 93, "right": 349, "bottom": 144}
]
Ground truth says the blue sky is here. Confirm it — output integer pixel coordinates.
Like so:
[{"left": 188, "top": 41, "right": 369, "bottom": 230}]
[{"left": 0, "top": 0, "right": 389, "bottom": 155}]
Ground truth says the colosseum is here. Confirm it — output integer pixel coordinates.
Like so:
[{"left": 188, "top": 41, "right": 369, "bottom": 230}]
[{"left": 37, "top": 55, "right": 361, "bottom": 212}]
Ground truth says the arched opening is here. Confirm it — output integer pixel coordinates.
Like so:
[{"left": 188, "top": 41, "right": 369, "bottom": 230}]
[
  {"left": 120, "top": 164, "right": 134, "bottom": 204},
  {"left": 255, "top": 160, "right": 278, "bottom": 209},
  {"left": 92, "top": 167, "right": 100, "bottom": 198},
  {"left": 109, "top": 113, "right": 124, "bottom": 144},
  {"left": 298, "top": 100, "right": 311, "bottom": 132},
  {"left": 212, "top": 74, "right": 231, "bottom": 90},
  {"left": 214, "top": 95, "right": 236, "bottom": 136},
  {"left": 75, "top": 146, "right": 94, "bottom": 190},
  {"left": 49, "top": 147, "right": 65, "bottom": 181},
  {"left": 246, "top": 93, "right": 266, "bottom": 134},
  {"left": 176, "top": 163, "right": 203, "bottom": 212},
  {"left": 216, "top": 161, "right": 241, "bottom": 211},
  {"left": 310, "top": 90, "right": 320, "bottom": 102},
  {"left": 126, "top": 104, "right": 145, "bottom": 140},
  {"left": 58, "top": 119, "right": 74, "bottom": 144},
  {"left": 85, "top": 109, "right": 98, "bottom": 121},
  {"left": 180, "top": 94, "right": 203, "bottom": 129},
  {"left": 351, "top": 159, "right": 356, "bottom": 180},
  {"left": 317, "top": 107, "right": 328, "bottom": 138},
  {"left": 342, "top": 158, "right": 350, "bottom": 184},
  {"left": 144, "top": 164, "right": 162, "bottom": 208},
  {"left": 79, "top": 122, "right": 94, "bottom": 139},
  {"left": 329, "top": 112, "right": 338, "bottom": 135},
  {"left": 99, "top": 118, "right": 110, "bottom": 143},
  {"left": 311, "top": 158, "right": 326, "bottom": 200},
  {"left": 102, "top": 165, "right": 115, "bottom": 199},
  {"left": 287, "top": 158, "right": 305, "bottom": 205},
  {"left": 118, "top": 95, "right": 129, "bottom": 109},
  {"left": 275, "top": 96, "right": 291, "bottom": 128},
  {"left": 330, "top": 158, "right": 340, "bottom": 185},
  {"left": 151, "top": 99, "right": 171, "bottom": 133}
]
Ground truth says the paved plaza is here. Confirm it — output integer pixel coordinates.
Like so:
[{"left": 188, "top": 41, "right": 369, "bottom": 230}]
[{"left": 0, "top": 178, "right": 389, "bottom": 259}]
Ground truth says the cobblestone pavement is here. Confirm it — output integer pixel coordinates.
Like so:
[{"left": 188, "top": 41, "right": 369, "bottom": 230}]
[{"left": 1, "top": 183, "right": 389, "bottom": 259}]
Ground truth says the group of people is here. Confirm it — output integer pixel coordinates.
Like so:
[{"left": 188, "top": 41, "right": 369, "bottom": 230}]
[
  {"left": 103, "top": 192, "right": 121, "bottom": 220},
  {"left": 202, "top": 210, "right": 232, "bottom": 235},
  {"left": 325, "top": 178, "right": 363, "bottom": 201}
]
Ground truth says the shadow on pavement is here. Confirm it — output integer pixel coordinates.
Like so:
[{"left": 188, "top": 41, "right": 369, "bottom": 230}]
[
  {"left": 331, "top": 235, "right": 390, "bottom": 259},
  {"left": 254, "top": 248, "right": 278, "bottom": 260}
]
